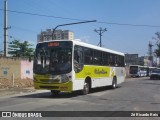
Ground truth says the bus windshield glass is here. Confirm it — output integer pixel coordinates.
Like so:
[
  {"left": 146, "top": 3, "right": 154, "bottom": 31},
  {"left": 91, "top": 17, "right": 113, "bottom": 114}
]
[
  {"left": 33, "top": 41, "right": 72, "bottom": 75},
  {"left": 130, "top": 66, "right": 138, "bottom": 74}
]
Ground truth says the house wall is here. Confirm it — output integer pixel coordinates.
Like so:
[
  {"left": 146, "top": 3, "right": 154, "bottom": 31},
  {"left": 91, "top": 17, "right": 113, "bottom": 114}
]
[
  {"left": 21, "top": 60, "right": 33, "bottom": 79},
  {"left": 0, "top": 57, "right": 21, "bottom": 80},
  {"left": 0, "top": 57, "right": 33, "bottom": 80}
]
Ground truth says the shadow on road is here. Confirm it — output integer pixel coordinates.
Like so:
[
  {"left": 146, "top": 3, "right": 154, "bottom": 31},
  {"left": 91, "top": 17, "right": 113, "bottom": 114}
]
[
  {"left": 14, "top": 91, "right": 80, "bottom": 99},
  {"left": 14, "top": 86, "right": 121, "bottom": 99}
]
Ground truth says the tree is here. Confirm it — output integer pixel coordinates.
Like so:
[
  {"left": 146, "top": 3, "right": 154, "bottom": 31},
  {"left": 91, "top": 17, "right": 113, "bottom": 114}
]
[
  {"left": 154, "top": 32, "right": 160, "bottom": 67},
  {"left": 8, "top": 40, "right": 34, "bottom": 58}
]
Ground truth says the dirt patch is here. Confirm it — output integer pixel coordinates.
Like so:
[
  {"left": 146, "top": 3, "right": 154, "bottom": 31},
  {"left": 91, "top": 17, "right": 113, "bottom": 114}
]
[
  {"left": 0, "top": 87, "right": 35, "bottom": 96},
  {"left": 0, "top": 78, "right": 33, "bottom": 89},
  {"left": 0, "top": 78, "right": 36, "bottom": 96}
]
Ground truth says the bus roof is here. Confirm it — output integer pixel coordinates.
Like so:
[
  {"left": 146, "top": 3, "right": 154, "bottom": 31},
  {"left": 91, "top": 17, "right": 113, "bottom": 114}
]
[
  {"left": 73, "top": 40, "right": 124, "bottom": 56},
  {"left": 38, "top": 39, "right": 124, "bottom": 56}
]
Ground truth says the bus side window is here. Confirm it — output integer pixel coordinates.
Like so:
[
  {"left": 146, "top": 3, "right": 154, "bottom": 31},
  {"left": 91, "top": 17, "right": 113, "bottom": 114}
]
[
  {"left": 84, "top": 48, "right": 93, "bottom": 65},
  {"left": 118, "top": 55, "right": 125, "bottom": 67},
  {"left": 116, "top": 55, "right": 120, "bottom": 67},
  {"left": 108, "top": 54, "right": 112, "bottom": 66},
  {"left": 94, "top": 50, "right": 102, "bottom": 65},
  {"left": 102, "top": 52, "right": 109, "bottom": 66},
  {"left": 74, "top": 48, "right": 79, "bottom": 63},
  {"left": 74, "top": 45, "right": 84, "bottom": 73}
]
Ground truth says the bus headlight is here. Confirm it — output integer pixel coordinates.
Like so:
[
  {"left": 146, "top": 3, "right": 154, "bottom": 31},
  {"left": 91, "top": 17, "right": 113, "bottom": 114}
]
[{"left": 61, "top": 75, "right": 69, "bottom": 83}]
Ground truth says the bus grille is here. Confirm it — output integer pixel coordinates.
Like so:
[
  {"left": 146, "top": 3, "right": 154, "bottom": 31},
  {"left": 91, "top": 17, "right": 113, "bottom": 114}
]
[
  {"left": 39, "top": 79, "right": 59, "bottom": 83},
  {"left": 40, "top": 86, "right": 59, "bottom": 89},
  {"left": 39, "top": 79, "right": 49, "bottom": 83}
]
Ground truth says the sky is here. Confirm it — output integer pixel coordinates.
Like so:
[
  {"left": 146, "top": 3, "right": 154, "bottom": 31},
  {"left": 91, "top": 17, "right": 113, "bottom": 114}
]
[{"left": 0, "top": 0, "right": 160, "bottom": 56}]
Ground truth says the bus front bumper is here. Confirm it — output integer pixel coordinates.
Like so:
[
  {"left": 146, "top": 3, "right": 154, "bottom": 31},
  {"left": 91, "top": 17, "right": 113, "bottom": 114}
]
[{"left": 33, "top": 81, "right": 73, "bottom": 93}]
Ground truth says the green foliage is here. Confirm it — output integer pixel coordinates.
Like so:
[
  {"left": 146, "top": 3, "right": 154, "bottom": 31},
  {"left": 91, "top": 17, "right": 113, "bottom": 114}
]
[
  {"left": 154, "top": 32, "right": 160, "bottom": 57},
  {"left": 155, "top": 44, "right": 160, "bottom": 57},
  {"left": 8, "top": 39, "right": 34, "bottom": 58}
]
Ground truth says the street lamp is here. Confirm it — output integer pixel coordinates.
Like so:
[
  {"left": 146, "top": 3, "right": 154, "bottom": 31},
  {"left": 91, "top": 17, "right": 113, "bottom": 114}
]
[{"left": 52, "top": 20, "right": 97, "bottom": 40}]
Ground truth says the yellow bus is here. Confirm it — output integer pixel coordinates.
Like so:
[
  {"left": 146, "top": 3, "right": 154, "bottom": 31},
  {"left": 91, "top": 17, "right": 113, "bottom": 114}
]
[{"left": 33, "top": 40, "right": 126, "bottom": 95}]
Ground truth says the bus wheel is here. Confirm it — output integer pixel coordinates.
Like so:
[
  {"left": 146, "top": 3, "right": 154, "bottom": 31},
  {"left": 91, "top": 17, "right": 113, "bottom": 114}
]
[
  {"left": 51, "top": 90, "right": 60, "bottom": 96},
  {"left": 112, "top": 77, "right": 117, "bottom": 89},
  {"left": 82, "top": 81, "right": 90, "bottom": 95}
]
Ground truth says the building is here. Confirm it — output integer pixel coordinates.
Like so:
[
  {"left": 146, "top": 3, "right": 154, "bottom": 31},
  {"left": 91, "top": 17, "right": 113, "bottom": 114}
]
[
  {"left": 125, "top": 54, "right": 139, "bottom": 66},
  {"left": 37, "top": 29, "right": 74, "bottom": 43},
  {"left": 125, "top": 53, "right": 155, "bottom": 67}
]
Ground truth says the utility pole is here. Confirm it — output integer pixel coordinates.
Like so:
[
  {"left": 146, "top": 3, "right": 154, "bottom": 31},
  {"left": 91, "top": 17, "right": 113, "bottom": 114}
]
[
  {"left": 4, "top": 0, "right": 8, "bottom": 57},
  {"left": 94, "top": 27, "right": 107, "bottom": 47},
  {"left": 148, "top": 41, "right": 153, "bottom": 66}
]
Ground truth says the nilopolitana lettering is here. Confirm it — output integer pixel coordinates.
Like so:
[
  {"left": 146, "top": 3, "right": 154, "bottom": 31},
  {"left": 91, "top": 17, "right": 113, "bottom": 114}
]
[{"left": 94, "top": 69, "right": 107, "bottom": 74}]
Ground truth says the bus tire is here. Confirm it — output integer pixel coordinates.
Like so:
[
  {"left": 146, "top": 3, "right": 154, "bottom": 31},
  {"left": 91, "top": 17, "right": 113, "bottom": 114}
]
[
  {"left": 112, "top": 77, "right": 117, "bottom": 89},
  {"left": 82, "top": 81, "right": 90, "bottom": 95},
  {"left": 51, "top": 90, "right": 60, "bottom": 96}
]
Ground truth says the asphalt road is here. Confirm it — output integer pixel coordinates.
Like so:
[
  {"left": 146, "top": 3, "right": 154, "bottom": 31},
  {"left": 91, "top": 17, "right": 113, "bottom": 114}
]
[{"left": 0, "top": 77, "right": 160, "bottom": 120}]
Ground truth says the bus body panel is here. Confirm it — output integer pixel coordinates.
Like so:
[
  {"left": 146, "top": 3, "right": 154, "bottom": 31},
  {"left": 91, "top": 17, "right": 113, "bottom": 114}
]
[
  {"left": 72, "top": 66, "right": 125, "bottom": 91},
  {"left": 115, "top": 67, "right": 126, "bottom": 84},
  {"left": 72, "top": 78, "right": 84, "bottom": 91},
  {"left": 33, "top": 40, "right": 126, "bottom": 93}
]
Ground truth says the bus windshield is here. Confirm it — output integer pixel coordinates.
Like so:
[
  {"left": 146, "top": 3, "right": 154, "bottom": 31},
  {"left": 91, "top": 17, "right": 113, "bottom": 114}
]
[
  {"left": 130, "top": 66, "right": 138, "bottom": 74},
  {"left": 33, "top": 41, "right": 72, "bottom": 75}
]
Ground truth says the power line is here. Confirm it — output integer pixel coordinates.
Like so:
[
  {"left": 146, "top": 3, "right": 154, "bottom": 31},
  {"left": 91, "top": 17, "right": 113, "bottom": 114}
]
[
  {"left": 0, "top": 8, "right": 87, "bottom": 21},
  {"left": 0, "top": 8, "right": 160, "bottom": 28},
  {"left": 97, "top": 21, "right": 160, "bottom": 28}
]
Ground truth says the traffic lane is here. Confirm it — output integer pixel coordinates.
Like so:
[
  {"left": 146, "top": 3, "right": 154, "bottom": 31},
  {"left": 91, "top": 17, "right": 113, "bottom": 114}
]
[
  {"left": 0, "top": 77, "right": 159, "bottom": 112},
  {"left": 57, "top": 78, "right": 160, "bottom": 111},
  {"left": 0, "top": 87, "right": 114, "bottom": 111}
]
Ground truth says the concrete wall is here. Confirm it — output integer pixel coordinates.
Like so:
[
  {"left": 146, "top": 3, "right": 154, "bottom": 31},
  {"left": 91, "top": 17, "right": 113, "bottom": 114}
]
[
  {"left": 0, "top": 57, "right": 33, "bottom": 80},
  {"left": 21, "top": 60, "right": 33, "bottom": 79},
  {"left": 0, "top": 57, "right": 21, "bottom": 80}
]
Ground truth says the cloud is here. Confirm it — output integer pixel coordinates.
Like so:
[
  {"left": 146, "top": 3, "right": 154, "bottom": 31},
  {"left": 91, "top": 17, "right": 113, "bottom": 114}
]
[{"left": 79, "top": 36, "right": 91, "bottom": 43}]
